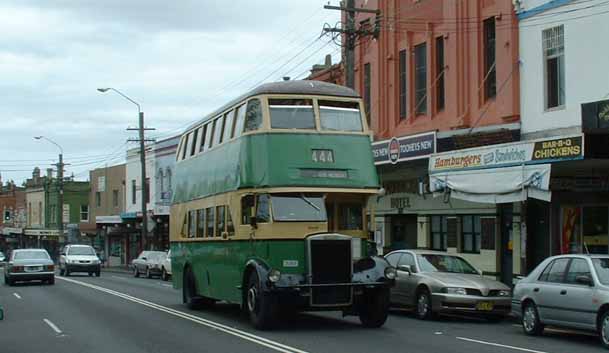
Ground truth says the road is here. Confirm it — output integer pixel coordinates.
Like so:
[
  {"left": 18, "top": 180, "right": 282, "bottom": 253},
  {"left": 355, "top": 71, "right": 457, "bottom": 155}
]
[{"left": 0, "top": 269, "right": 604, "bottom": 353}]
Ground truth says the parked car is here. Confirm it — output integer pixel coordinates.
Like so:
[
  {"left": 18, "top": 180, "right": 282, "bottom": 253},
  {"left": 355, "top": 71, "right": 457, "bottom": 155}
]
[
  {"left": 59, "top": 244, "right": 101, "bottom": 277},
  {"left": 512, "top": 254, "right": 609, "bottom": 349},
  {"left": 0, "top": 251, "right": 5, "bottom": 263},
  {"left": 4, "top": 249, "right": 55, "bottom": 285},
  {"left": 385, "top": 250, "right": 511, "bottom": 321},
  {"left": 132, "top": 251, "right": 167, "bottom": 279},
  {"left": 160, "top": 249, "right": 172, "bottom": 281}
]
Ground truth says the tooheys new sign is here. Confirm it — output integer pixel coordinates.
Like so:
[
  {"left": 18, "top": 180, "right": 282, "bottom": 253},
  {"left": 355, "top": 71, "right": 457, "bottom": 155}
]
[
  {"left": 430, "top": 134, "right": 584, "bottom": 173},
  {"left": 371, "top": 132, "right": 436, "bottom": 165}
]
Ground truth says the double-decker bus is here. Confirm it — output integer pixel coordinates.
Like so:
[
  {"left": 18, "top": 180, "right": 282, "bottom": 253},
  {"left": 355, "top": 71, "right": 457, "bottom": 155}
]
[{"left": 170, "top": 80, "right": 396, "bottom": 329}]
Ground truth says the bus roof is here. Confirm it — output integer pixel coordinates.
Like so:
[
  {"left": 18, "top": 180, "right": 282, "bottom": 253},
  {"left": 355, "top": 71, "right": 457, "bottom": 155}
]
[{"left": 186, "top": 80, "right": 359, "bottom": 132}]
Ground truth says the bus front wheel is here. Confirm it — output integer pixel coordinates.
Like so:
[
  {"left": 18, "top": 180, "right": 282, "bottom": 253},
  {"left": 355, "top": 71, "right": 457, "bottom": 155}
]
[
  {"left": 246, "top": 271, "right": 277, "bottom": 330},
  {"left": 358, "top": 287, "right": 390, "bottom": 328}
]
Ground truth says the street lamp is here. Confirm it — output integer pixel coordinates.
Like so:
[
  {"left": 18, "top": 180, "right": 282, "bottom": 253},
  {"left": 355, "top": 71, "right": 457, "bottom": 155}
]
[
  {"left": 97, "top": 87, "right": 150, "bottom": 248},
  {"left": 33, "top": 135, "right": 64, "bottom": 245}
]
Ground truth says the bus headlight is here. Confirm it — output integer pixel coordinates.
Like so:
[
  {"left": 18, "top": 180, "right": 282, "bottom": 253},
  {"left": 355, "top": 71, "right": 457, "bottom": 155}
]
[
  {"left": 384, "top": 267, "right": 397, "bottom": 280},
  {"left": 268, "top": 269, "right": 281, "bottom": 283}
]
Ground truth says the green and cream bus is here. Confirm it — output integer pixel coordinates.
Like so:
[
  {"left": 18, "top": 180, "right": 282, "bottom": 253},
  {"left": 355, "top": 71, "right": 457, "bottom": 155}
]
[{"left": 170, "top": 80, "right": 396, "bottom": 329}]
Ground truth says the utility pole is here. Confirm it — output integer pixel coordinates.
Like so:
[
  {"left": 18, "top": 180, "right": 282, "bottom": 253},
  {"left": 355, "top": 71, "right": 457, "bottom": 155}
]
[
  {"left": 56, "top": 153, "right": 64, "bottom": 241},
  {"left": 323, "top": 2, "right": 381, "bottom": 89},
  {"left": 128, "top": 112, "right": 155, "bottom": 250}
]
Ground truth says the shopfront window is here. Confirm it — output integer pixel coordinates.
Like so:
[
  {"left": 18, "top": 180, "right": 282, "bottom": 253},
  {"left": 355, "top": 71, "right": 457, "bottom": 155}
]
[{"left": 562, "top": 206, "right": 609, "bottom": 254}]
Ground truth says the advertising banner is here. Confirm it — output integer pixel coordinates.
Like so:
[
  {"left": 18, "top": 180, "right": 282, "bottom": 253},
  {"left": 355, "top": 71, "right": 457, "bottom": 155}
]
[
  {"left": 372, "top": 132, "right": 436, "bottom": 165},
  {"left": 429, "top": 134, "right": 584, "bottom": 173}
]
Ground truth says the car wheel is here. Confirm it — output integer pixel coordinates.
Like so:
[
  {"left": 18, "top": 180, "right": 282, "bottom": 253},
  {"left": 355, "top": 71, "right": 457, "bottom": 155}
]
[
  {"left": 146, "top": 267, "right": 152, "bottom": 279},
  {"left": 600, "top": 310, "right": 609, "bottom": 349},
  {"left": 358, "top": 287, "right": 390, "bottom": 328},
  {"left": 522, "top": 302, "right": 544, "bottom": 336},
  {"left": 88, "top": 272, "right": 93, "bottom": 277},
  {"left": 246, "top": 270, "right": 277, "bottom": 330},
  {"left": 48, "top": 276, "right": 55, "bottom": 285},
  {"left": 133, "top": 266, "right": 140, "bottom": 278},
  {"left": 5, "top": 276, "right": 13, "bottom": 286},
  {"left": 161, "top": 268, "right": 168, "bottom": 281},
  {"left": 416, "top": 289, "right": 433, "bottom": 320}
]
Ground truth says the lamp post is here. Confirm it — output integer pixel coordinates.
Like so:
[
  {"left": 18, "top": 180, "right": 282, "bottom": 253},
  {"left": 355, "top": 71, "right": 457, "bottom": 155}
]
[
  {"left": 34, "top": 136, "right": 64, "bottom": 247},
  {"left": 97, "top": 88, "right": 150, "bottom": 249}
]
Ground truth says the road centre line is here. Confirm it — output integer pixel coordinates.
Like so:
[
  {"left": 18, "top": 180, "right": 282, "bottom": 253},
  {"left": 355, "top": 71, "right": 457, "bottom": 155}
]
[
  {"left": 13, "top": 293, "right": 21, "bottom": 299},
  {"left": 43, "top": 318, "right": 63, "bottom": 334},
  {"left": 57, "top": 277, "right": 308, "bottom": 353},
  {"left": 456, "top": 337, "right": 548, "bottom": 353}
]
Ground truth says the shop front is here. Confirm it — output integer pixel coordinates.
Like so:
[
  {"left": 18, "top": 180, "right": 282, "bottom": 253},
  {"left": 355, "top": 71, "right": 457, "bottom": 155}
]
[{"left": 428, "top": 134, "right": 585, "bottom": 280}]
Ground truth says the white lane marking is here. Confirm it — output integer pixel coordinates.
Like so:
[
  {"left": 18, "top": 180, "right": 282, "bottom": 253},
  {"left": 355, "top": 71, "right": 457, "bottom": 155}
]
[
  {"left": 13, "top": 293, "right": 21, "bottom": 299},
  {"left": 160, "top": 283, "right": 173, "bottom": 288},
  {"left": 456, "top": 337, "right": 548, "bottom": 353},
  {"left": 111, "top": 275, "right": 129, "bottom": 280},
  {"left": 57, "top": 277, "right": 308, "bottom": 353},
  {"left": 43, "top": 318, "right": 63, "bottom": 335}
]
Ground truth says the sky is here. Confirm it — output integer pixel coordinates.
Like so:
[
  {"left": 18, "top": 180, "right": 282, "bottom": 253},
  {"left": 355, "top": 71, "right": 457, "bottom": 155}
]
[{"left": 0, "top": 0, "right": 341, "bottom": 185}]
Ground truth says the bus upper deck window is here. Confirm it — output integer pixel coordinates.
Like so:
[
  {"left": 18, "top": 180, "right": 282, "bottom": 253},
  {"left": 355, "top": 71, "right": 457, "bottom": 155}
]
[
  {"left": 319, "top": 100, "right": 363, "bottom": 132},
  {"left": 269, "top": 99, "right": 315, "bottom": 130},
  {"left": 243, "top": 99, "right": 262, "bottom": 132}
]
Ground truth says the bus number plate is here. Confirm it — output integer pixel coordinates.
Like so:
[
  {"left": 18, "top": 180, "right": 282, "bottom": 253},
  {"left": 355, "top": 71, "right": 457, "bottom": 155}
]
[
  {"left": 283, "top": 260, "right": 299, "bottom": 268},
  {"left": 312, "top": 149, "right": 334, "bottom": 163}
]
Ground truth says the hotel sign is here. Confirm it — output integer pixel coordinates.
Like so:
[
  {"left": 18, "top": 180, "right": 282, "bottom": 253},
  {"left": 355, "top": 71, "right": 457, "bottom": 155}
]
[
  {"left": 372, "top": 132, "right": 436, "bottom": 165},
  {"left": 430, "top": 134, "right": 584, "bottom": 173}
]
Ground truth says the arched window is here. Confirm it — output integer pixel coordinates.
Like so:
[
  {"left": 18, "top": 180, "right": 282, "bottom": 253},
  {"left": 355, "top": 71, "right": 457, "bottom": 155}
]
[
  {"left": 166, "top": 168, "right": 172, "bottom": 192},
  {"left": 158, "top": 168, "right": 164, "bottom": 193}
]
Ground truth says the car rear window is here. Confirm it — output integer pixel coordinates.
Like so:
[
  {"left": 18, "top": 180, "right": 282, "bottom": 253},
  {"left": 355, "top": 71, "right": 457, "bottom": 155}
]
[
  {"left": 68, "top": 247, "right": 95, "bottom": 256},
  {"left": 14, "top": 250, "right": 50, "bottom": 260}
]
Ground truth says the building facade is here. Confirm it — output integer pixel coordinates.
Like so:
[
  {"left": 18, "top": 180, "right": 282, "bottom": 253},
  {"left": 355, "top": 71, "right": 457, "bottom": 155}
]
[
  {"left": 343, "top": 0, "right": 522, "bottom": 283},
  {"left": 0, "top": 177, "right": 25, "bottom": 252},
  {"left": 124, "top": 136, "right": 179, "bottom": 256},
  {"left": 24, "top": 167, "right": 91, "bottom": 260},
  {"left": 515, "top": 0, "right": 609, "bottom": 270},
  {"left": 89, "top": 164, "right": 129, "bottom": 266}
]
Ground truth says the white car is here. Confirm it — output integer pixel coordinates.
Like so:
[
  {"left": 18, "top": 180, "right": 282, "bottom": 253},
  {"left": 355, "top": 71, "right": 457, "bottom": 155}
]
[
  {"left": 0, "top": 251, "right": 5, "bottom": 263},
  {"left": 59, "top": 244, "right": 101, "bottom": 277},
  {"left": 161, "top": 250, "right": 172, "bottom": 281}
]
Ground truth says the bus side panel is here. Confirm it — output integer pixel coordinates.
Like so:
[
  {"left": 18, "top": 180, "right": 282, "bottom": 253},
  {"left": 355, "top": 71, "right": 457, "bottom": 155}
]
[{"left": 223, "top": 239, "right": 307, "bottom": 304}]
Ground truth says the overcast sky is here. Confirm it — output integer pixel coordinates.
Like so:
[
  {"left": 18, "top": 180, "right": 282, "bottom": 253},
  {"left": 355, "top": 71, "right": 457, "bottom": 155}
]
[{"left": 0, "top": 0, "right": 341, "bottom": 185}]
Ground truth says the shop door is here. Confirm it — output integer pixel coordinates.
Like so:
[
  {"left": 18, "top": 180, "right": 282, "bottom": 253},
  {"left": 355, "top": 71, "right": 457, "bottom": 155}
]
[
  {"left": 390, "top": 215, "right": 417, "bottom": 250},
  {"left": 499, "top": 204, "right": 513, "bottom": 285},
  {"left": 526, "top": 200, "right": 551, "bottom": 273}
]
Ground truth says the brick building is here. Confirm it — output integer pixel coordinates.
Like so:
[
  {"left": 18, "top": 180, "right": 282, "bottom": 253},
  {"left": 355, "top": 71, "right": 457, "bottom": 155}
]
[{"left": 325, "top": 0, "right": 524, "bottom": 283}]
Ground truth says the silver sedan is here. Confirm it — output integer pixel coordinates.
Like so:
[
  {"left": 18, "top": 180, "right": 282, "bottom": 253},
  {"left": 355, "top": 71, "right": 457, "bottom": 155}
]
[
  {"left": 385, "top": 250, "right": 511, "bottom": 321},
  {"left": 4, "top": 249, "right": 55, "bottom": 286},
  {"left": 512, "top": 254, "right": 609, "bottom": 349}
]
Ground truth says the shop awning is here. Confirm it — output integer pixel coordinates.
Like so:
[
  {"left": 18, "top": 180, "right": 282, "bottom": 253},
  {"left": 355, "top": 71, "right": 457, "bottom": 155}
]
[
  {"left": 430, "top": 164, "right": 552, "bottom": 204},
  {"left": 427, "top": 134, "right": 584, "bottom": 204}
]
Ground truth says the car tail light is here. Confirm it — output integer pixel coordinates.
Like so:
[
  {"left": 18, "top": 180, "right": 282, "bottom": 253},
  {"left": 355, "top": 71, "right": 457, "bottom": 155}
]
[
  {"left": 10, "top": 266, "right": 23, "bottom": 273},
  {"left": 45, "top": 265, "right": 55, "bottom": 271}
]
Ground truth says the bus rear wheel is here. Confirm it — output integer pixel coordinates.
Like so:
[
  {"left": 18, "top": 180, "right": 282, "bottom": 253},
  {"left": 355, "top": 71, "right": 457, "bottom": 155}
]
[
  {"left": 246, "top": 271, "right": 277, "bottom": 330},
  {"left": 358, "top": 287, "right": 390, "bottom": 328}
]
